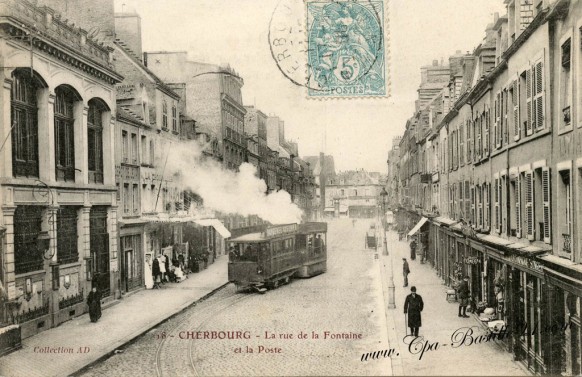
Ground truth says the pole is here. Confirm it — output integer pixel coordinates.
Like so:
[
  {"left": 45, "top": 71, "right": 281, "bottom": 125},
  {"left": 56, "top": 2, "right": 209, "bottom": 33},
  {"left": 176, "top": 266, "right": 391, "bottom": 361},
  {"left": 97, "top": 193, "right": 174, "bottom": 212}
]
[{"left": 383, "top": 195, "right": 396, "bottom": 309}]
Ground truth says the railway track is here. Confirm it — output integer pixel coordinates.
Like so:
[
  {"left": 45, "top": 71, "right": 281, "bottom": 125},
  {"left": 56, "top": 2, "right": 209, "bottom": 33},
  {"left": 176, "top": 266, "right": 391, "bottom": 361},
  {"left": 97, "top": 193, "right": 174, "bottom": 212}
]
[{"left": 154, "top": 285, "right": 254, "bottom": 377}]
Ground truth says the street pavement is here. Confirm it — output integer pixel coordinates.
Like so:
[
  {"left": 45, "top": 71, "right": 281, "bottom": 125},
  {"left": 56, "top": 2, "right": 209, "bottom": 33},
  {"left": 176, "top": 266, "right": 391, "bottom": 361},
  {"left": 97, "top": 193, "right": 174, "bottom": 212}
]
[
  {"left": 377, "top": 227, "right": 529, "bottom": 376},
  {"left": 78, "top": 218, "right": 392, "bottom": 376},
  {"left": 0, "top": 256, "right": 229, "bottom": 377}
]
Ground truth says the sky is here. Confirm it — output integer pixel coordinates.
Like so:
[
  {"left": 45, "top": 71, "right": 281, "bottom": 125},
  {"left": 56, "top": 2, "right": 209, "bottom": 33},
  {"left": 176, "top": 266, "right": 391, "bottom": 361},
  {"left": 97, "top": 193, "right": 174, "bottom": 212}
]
[{"left": 115, "top": 0, "right": 506, "bottom": 173}]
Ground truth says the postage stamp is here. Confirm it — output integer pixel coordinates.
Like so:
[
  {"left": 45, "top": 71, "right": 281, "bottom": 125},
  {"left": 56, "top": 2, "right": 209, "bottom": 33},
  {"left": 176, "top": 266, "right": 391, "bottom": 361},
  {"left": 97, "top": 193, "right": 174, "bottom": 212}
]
[{"left": 306, "top": 0, "right": 386, "bottom": 98}]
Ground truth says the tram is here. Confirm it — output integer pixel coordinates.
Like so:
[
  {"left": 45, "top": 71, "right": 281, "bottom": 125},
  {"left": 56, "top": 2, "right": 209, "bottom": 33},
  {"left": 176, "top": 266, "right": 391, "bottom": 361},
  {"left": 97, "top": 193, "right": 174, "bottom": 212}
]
[{"left": 228, "top": 222, "right": 327, "bottom": 292}]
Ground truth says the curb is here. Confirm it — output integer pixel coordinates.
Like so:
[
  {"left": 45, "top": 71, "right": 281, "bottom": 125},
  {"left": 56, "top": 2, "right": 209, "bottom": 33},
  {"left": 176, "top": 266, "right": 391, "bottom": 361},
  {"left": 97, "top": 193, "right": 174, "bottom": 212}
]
[{"left": 69, "top": 281, "right": 230, "bottom": 377}]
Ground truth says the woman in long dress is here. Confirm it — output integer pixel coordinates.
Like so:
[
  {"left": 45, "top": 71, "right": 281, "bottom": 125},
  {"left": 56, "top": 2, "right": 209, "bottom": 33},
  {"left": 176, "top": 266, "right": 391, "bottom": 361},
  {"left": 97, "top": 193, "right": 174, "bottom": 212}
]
[
  {"left": 87, "top": 286, "right": 102, "bottom": 323},
  {"left": 144, "top": 255, "right": 154, "bottom": 289}
]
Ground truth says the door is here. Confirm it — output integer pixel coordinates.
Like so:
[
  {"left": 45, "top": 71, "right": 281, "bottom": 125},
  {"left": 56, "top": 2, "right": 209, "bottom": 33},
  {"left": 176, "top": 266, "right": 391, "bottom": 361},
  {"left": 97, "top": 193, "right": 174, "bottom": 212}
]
[
  {"left": 90, "top": 207, "right": 110, "bottom": 297},
  {"left": 121, "top": 235, "right": 142, "bottom": 292}
]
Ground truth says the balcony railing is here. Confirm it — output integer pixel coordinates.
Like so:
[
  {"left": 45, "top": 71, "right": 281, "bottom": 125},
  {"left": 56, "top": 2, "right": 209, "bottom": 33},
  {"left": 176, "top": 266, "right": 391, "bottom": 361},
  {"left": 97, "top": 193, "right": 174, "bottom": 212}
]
[{"left": 562, "top": 233, "right": 571, "bottom": 253}]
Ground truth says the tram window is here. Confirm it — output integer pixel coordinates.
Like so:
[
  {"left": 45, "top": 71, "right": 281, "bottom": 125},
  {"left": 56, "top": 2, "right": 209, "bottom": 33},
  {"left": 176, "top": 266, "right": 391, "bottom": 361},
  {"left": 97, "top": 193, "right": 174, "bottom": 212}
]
[
  {"left": 296, "top": 235, "right": 306, "bottom": 250},
  {"left": 307, "top": 235, "right": 314, "bottom": 251},
  {"left": 314, "top": 233, "right": 325, "bottom": 254}
]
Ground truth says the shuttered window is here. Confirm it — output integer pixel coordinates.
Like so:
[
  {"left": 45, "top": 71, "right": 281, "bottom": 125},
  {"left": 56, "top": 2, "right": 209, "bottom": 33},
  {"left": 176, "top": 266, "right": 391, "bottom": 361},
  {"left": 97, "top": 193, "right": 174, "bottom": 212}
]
[
  {"left": 526, "top": 68, "right": 533, "bottom": 135},
  {"left": 57, "top": 206, "right": 79, "bottom": 264},
  {"left": 484, "top": 183, "right": 490, "bottom": 229},
  {"left": 516, "top": 173, "right": 522, "bottom": 238},
  {"left": 542, "top": 167, "right": 551, "bottom": 244},
  {"left": 484, "top": 110, "right": 490, "bottom": 157},
  {"left": 494, "top": 93, "right": 500, "bottom": 149},
  {"left": 493, "top": 178, "right": 501, "bottom": 232},
  {"left": 533, "top": 60, "right": 544, "bottom": 131},
  {"left": 525, "top": 171, "right": 535, "bottom": 240},
  {"left": 512, "top": 80, "right": 520, "bottom": 140}
]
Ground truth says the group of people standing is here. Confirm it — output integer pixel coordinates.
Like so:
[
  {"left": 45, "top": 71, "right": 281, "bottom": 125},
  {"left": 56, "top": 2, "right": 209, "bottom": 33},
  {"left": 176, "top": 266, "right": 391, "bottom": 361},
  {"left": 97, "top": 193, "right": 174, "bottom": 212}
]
[{"left": 145, "top": 253, "right": 187, "bottom": 289}]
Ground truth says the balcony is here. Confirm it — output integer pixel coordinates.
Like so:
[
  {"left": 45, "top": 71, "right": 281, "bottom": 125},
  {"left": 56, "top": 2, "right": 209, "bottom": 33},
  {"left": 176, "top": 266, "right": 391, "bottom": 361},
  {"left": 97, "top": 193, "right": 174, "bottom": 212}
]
[{"left": 562, "top": 233, "right": 571, "bottom": 253}]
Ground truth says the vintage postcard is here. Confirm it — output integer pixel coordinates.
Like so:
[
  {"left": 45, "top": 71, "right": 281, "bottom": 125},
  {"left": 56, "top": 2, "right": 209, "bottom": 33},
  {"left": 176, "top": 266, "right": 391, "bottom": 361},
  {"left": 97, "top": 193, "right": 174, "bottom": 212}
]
[{"left": 0, "top": 0, "right": 580, "bottom": 376}]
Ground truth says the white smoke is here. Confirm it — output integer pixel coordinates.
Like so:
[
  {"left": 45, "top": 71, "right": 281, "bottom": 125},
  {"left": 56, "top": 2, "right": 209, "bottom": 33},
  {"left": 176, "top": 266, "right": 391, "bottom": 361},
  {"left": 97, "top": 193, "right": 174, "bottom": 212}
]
[{"left": 166, "top": 141, "right": 303, "bottom": 224}]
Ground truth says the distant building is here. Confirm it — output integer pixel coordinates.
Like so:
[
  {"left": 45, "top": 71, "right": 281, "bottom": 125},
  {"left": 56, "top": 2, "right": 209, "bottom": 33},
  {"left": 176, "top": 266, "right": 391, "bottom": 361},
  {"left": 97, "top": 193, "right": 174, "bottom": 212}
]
[
  {"left": 143, "top": 51, "right": 246, "bottom": 171},
  {"left": 325, "top": 170, "right": 382, "bottom": 218}
]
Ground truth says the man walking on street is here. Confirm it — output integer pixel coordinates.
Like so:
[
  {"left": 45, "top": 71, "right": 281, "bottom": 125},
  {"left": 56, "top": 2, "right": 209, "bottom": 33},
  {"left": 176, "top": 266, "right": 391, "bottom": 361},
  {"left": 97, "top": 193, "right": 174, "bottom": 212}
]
[
  {"left": 458, "top": 276, "right": 470, "bottom": 318},
  {"left": 404, "top": 286, "right": 423, "bottom": 337},
  {"left": 402, "top": 258, "right": 410, "bottom": 287}
]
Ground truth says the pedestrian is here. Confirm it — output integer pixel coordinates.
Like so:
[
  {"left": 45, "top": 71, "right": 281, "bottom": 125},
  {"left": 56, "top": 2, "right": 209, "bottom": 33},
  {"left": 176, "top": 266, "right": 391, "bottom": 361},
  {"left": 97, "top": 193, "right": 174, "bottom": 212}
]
[
  {"left": 87, "top": 285, "right": 102, "bottom": 323},
  {"left": 152, "top": 256, "right": 161, "bottom": 289},
  {"left": 404, "top": 286, "right": 423, "bottom": 337},
  {"left": 402, "top": 258, "right": 410, "bottom": 287},
  {"left": 410, "top": 238, "right": 417, "bottom": 260},
  {"left": 458, "top": 276, "right": 470, "bottom": 318}
]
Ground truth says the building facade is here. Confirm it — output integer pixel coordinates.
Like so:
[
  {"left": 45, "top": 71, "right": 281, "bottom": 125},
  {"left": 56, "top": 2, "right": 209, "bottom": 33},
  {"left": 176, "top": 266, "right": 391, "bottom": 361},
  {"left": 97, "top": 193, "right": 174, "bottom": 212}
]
[
  {"left": 325, "top": 170, "right": 383, "bottom": 218},
  {"left": 392, "top": 2, "right": 582, "bottom": 374},
  {"left": 0, "top": 0, "right": 122, "bottom": 338}
]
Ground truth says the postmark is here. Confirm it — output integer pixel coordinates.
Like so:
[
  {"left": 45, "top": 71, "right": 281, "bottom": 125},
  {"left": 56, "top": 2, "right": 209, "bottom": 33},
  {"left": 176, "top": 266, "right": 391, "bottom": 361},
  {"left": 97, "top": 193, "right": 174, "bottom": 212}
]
[{"left": 268, "top": 0, "right": 387, "bottom": 98}]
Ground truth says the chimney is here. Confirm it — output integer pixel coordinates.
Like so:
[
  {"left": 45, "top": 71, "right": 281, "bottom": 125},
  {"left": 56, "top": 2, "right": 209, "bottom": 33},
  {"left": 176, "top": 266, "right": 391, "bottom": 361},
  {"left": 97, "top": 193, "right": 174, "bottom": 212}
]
[{"left": 115, "top": 12, "right": 143, "bottom": 61}]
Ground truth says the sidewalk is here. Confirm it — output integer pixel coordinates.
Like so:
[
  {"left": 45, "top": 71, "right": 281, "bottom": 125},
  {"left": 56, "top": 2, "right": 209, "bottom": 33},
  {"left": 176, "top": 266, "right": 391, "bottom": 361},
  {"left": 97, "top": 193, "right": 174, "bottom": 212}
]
[
  {"left": 0, "top": 256, "right": 229, "bottom": 377},
  {"left": 377, "top": 230, "right": 529, "bottom": 376}
]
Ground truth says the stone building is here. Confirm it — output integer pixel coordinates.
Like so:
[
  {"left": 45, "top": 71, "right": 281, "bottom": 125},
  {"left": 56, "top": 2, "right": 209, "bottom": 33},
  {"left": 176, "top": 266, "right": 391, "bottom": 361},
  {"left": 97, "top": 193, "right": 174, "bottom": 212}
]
[
  {"left": 392, "top": 2, "right": 582, "bottom": 374},
  {"left": 142, "top": 51, "right": 246, "bottom": 171},
  {"left": 0, "top": 0, "right": 122, "bottom": 338},
  {"left": 325, "top": 170, "right": 383, "bottom": 218}
]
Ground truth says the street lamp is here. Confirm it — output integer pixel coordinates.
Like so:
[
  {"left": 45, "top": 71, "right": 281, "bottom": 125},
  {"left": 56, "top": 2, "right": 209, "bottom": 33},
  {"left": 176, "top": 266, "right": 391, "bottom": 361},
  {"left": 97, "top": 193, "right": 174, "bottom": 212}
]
[{"left": 380, "top": 187, "right": 396, "bottom": 309}]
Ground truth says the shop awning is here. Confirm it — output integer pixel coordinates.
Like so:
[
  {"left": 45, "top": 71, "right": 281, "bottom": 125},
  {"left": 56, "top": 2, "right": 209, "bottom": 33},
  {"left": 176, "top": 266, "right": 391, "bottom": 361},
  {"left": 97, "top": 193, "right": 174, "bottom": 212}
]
[
  {"left": 194, "top": 218, "right": 231, "bottom": 238},
  {"left": 408, "top": 217, "right": 428, "bottom": 236}
]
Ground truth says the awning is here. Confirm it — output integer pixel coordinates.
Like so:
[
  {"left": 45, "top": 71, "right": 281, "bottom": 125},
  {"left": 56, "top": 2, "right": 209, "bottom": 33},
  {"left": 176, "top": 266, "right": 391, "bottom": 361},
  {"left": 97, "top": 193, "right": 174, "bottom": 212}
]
[
  {"left": 194, "top": 218, "right": 231, "bottom": 238},
  {"left": 408, "top": 217, "right": 428, "bottom": 236}
]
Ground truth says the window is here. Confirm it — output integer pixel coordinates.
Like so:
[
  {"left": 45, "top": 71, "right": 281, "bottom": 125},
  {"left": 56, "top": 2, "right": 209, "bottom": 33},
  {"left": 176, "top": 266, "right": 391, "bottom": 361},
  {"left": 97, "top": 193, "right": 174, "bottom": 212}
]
[
  {"left": 149, "top": 140, "right": 155, "bottom": 166},
  {"left": 141, "top": 135, "right": 147, "bottom": 165},
  {"left": 561, "top": 38, "right": 572, "bottom": 128},
  {"left": 54, "top": 86, "right": 78, "bottom": 182},
  {"left": 14, "top": 206, "right": 43, "bottom": 274},
  {"left": 532, "top": 60, "right": 544, "bottom": 131},
  {"left": 123, "top": 184, "right": 130, "bottom": 215},
  {"left": 525, "top": 171, "right": 535, "bottom": 240},
  {"left": 511, "top": 80, "right": 520, "bottom": 141},
  {"left": 88, "top": 99, "right": 106, "bottom": 184},
  {"left": 162, "top": 100, "right": 168, "bottom": 130},
  {"left": 558, "top": 170, "right": 572, "bottom": 256},
  {"left": 57, "top": 206, "right": 78, "bottom": 264},
  {"left": 133, "top": 184, "right": 139, "bottom": 214},
  {"left": 172, "top": 104, "right": 177, "bottom": 132},
  {"left": 541, "top": 167, "right": 551, "bottom": 243},
  {"left": 11, "top": 70, "right": 41, "bottom": 177},
  {"left": 494, "top": 92, "right": 501, "bottom": 148},
  {"left": 131, "top": 133, "right": 138, "bottom": 164},
  {"left": 484, "top": 110, "right": 490, "bottom": 157}
]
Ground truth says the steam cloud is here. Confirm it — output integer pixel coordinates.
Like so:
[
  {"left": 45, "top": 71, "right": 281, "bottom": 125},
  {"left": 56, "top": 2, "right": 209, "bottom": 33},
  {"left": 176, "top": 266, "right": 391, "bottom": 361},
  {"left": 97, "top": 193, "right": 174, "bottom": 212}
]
[{"left": 166, "top": 141, "right": 304, "bottom": 224}]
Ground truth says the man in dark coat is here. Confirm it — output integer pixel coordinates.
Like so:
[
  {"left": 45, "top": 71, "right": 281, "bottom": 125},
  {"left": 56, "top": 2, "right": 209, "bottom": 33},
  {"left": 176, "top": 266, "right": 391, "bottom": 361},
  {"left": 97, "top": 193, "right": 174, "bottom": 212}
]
[
  {"left": 87, "top": 286, "right": 102, "bottom": 323},
  {"left": 404, "top": 286, "right": 423, "bottom": 337},
  {"left": 410, "top": 239, "right": 417, "bottom": 260},
  {"left": 458, "top": 276, "right": 470, "bottom": 318},
  {"left": 152, "top": 257, "right": 161, "bottom": 289},
  {"left": 402, "top": 258, "right": 410, "bottom": 287}
]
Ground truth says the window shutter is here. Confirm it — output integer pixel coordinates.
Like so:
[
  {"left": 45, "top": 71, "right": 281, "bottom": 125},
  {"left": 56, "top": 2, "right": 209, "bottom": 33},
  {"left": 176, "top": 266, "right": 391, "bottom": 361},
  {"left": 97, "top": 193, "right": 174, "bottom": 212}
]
[
  {"left": 503, "top": 89, "right": 509, "bottom": 145},
  {"left": 542, "top": 167, "right": 551, "bottom": 243},
  {"left": 516, "top": 174, "right": 521, "bottom": 238},
  {"left": 477, "top": 184, "right": 483, "bottom": 228},
  {"left": 526, "top": 68, "right": 533, "bottom": 135},
  {"left": 484, "top": 110, "right": 490, "bottom": 157},
  {"left": 471, "top": 186, "right": 475, "bottom": 225},
  {"left": 534, "top": 60, "right": 544, "bottom": 130},
  {"left": 513, "top": 80, "right": 520, "bottom": 140},
  {"left": 493, "top": 93, "right": 501, "bottom": 148},
  {"left": 484, "top": 183, "right": 490, "bottom": 229},
  {"left": 493, "top": 178, "right": 501, "bottom": 232},
  {"left": 525, "top": 171, "right": 534, "bottom": 240}
]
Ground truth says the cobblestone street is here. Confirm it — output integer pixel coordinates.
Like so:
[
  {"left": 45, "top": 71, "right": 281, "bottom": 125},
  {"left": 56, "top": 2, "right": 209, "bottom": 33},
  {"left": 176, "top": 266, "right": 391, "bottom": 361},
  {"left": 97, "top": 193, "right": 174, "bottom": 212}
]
[{"left": 80, "top": 219, "right": 392, "bottom": 376}]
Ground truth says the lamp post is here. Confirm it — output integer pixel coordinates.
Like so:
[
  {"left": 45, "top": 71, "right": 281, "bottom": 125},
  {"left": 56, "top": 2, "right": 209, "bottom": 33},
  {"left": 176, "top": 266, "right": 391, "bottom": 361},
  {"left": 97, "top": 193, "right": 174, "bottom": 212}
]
[{"left": 380, "top": 187, "right": 396, "bottom": 309}]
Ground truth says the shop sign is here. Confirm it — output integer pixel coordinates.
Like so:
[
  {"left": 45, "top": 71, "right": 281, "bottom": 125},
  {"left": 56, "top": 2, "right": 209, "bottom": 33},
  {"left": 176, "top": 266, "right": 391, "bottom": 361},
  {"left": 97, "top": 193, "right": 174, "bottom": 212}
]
[
  {"left": 464, "top": 256, "right": 480, "bottom": 265},
  {"left": 265, "top": 224, "right": 297, "bottom": 238},
  {"left": 507, "top": 254, "right": 543, "bottom": 273}
]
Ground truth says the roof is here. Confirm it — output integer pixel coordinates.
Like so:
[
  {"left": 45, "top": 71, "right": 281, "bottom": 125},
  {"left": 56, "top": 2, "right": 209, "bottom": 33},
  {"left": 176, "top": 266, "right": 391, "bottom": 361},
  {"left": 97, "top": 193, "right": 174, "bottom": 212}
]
[
  {"left": 117, "top": 106, "right": 150, "bottom": 127},
  {"left": 114, "top": 40, "right": 181, "bottom": 100}
]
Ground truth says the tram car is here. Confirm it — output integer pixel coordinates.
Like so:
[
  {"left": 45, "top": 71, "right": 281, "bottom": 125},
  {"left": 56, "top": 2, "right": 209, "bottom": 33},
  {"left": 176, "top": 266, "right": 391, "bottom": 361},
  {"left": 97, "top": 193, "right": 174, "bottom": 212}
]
[{"left": 228, "top": 222, "right": 327, "bottom": 292}]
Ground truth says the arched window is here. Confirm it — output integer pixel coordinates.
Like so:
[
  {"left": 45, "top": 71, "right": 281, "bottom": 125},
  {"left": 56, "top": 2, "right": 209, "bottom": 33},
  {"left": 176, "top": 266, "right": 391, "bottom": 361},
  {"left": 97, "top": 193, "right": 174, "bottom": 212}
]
[
  {"left": 162, "top": 100, "right": 168, "bottom": 130},
  {"left": 88, "top": 98, "right": 107, "bottom": 184},
  {"left": 11, "top": 70, "right": 43, "bottom": 177},
  {"left": 54, "top": 85, "right": 80, "bottom": 181}
]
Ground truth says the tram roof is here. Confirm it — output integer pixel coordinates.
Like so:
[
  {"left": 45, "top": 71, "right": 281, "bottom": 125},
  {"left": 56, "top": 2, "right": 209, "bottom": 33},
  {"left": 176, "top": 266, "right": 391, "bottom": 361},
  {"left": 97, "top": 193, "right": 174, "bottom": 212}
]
[{"left": 230, "top": 232, "right": 265, "bottom": 243}]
